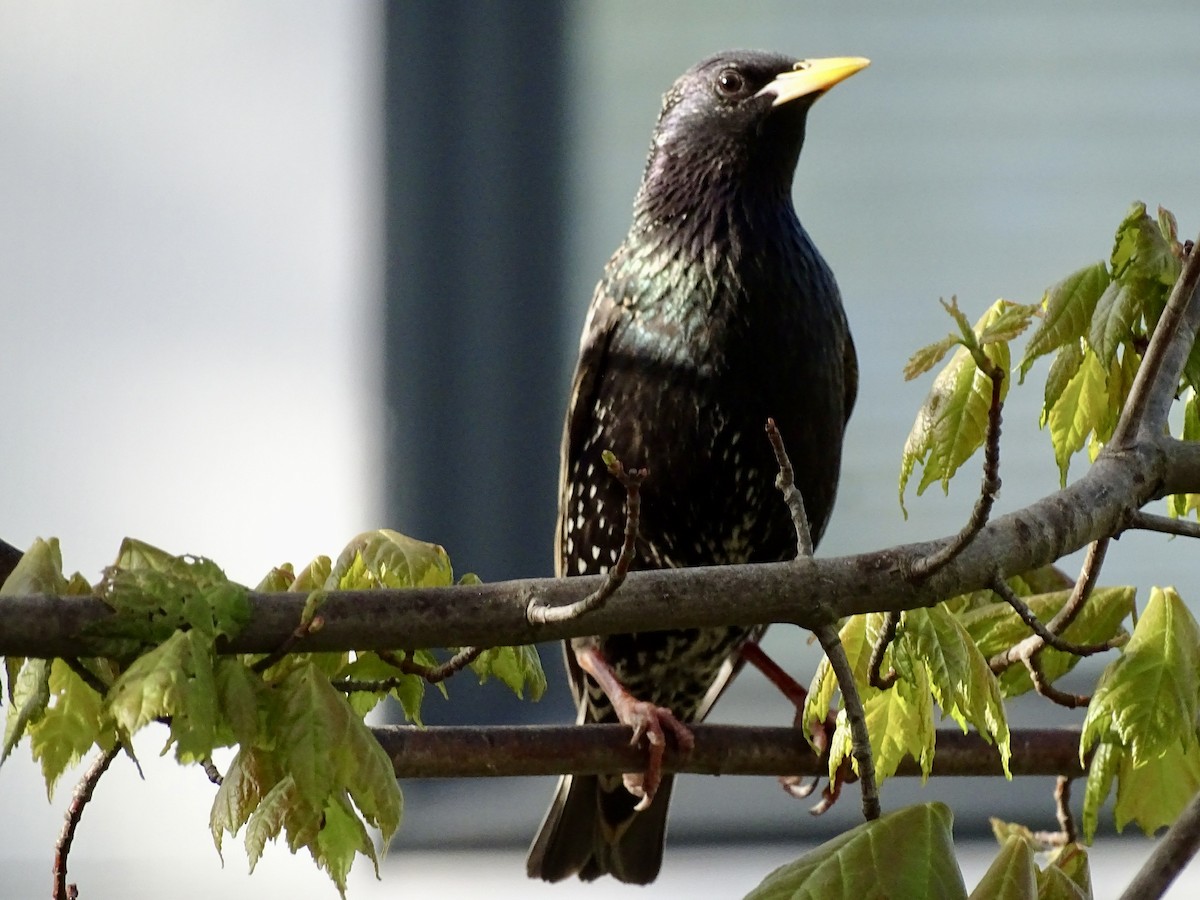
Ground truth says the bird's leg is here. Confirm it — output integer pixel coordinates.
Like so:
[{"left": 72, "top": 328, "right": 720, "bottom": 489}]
[
  {"left": 739, "top": 640, "right": 834, "bottom": 799},
  {"left": 573, "top": 644, "right": 694, "bottom": 810}
]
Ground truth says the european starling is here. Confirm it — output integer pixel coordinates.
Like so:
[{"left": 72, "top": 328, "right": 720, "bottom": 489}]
[{"left": 527, "top": 50, "right": 865, "bottom": 884}]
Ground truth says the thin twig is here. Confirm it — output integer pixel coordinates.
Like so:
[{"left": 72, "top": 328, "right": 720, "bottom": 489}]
[
  {"left": 908, "top": 362, "right": 1004, "bottom": 580},
  {"left": 63, "top": 657, "right": 110, "bottom": 697},
  {"left": 766, "top": 417, "right": 814, "bottom": 558},
  {"left": 375, "top": 647, "right": 485, "bottom": 684},
  {"left": 1125, "top": 510, "right": 1200, "bottom": 540},
  {"left": 250, "top": 615, "right": 325, "bottom": 674},
  {"left": 990, "top": 538, "right": 1110, "bottom": 673},
  {"left": 868, "top": 611, "right": 900, "bottom": 690},
  {"left": 201, "top": 757, "right": 224, "bottom": 786},
  {"left": 1056, "top": 775, "right": 1077, "bottom": 845},
  {"left": 1024, "top": 655, "right": 1089, "bottom": 708},
  {"left": 991, "top": 578, "right": 1120, "bottom": 658},
  {"left": 53, "top": 744, "right": 119, "bottom": 900},
  {"left": 1119, "top": 784, "right": 1200, "bottom": 900},
  {"left": 527, "top": 457, "right": 646, "bottom": 624},
  {"left": 814, "top": 621, "right": 880, "bottom": 821},
  {"left": 1112, "top": 236, "right": 1200, "bottom": 446}
]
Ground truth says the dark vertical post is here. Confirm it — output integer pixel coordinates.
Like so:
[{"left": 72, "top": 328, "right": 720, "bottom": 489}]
[{"left": 383, "top": 4, "right": 568, "bottom": 583}]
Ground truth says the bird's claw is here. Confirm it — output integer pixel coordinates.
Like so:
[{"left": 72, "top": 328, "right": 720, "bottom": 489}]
[{"left": 615, "top": 698, "right": 693, "bottom": 810}]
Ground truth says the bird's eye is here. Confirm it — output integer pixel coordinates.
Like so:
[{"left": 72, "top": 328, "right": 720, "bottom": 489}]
[{"left": 715, "top": 68, "right": 746, "bottom": 97}]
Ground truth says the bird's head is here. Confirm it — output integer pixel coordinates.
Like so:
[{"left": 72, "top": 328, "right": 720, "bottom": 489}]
[{"left": 637, "top": 51, "right": 868, "bottom": 218}]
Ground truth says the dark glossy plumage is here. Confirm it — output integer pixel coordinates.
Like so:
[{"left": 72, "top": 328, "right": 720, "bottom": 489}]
[{"left": 527, "top": 49, "right": 861, "bottom": 884}]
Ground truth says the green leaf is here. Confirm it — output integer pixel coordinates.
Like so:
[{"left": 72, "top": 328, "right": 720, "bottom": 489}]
[
  {"left": 317, "top": 793, "right": 379, "bottom": 895},
  {"left": 256, "top": 564, "right": 296, "bottom": 592},
  {"left": 967, "top": 835, "right": 1036, "bottom": 900},
  {"left": 272, "top": 662, "right": 402, "bottom": 840},
  {"left": 331, "top": 529, "right": 454, "bottom": 589},
  {"left": 106, "top": 630, "right": 219, "bottom": 762},
  {"left": 0, "top": 537, "right": 68, "bottom": 596},
  {"left": 904, "top": 336, "right": 960, "bottom": 381},
  {"left": 1043, "top": 844, "right": 1092, "bottom": 899},
  {"left": 1080, "top": 587, "right": 1200, "bottom": 766},
  {"left": 28, "top": 660, "right": 107, "bottom": 798},
  {"left": 1113, "top": 737, "right": 1200, "bottom": 836},
  {"left": 855, "top": 661, "right": 935, "bottom": 783},
  {"left": 336, "top": 653, "right": 426, "bottom": 721},
  {"left": 470, "top": 645, "right": 547, "bottom": 700},
  {"left": 215, "top": 659, "right": 263, "bottom": 747},
  {"left": 745, "top": 802, "right": 967, "bottom": 900},
  {"left": 1110, "top": 201, "right": 1180, "bottom": 286},
  {"left": 1158, "top": 205, "right": 1179, "bottom": 246},
  {"left": 2, "top": 658, "right": 51, "bottom": 763},
  {"left": 210, "top": 746, "right": 282, "bottom": 858},
  {"left": 1042, "top": 342, "right": 1084, "bottom": 428},
  {"left": 894, "top": 607, "right": 1010, "bottom": 775},
  {"left": 1021, "top": 262, "right": 1110, "bottom": 372},
  {"left": 1082, "top": 740, "right": 1118, "bottom": 843},
  {"left": 1045, "top": 346, "right": 1108, "bottom": 486},
  {"left": 1036, "top": 863, "right": 1089, "bottom": 900},
  {"left": 87, "top": 542, "right": 250, "bottom": 657},
  {"left": 804, "top": 615, "right": 875, "bottom": 742},
  {"left": 1087, "top": 280, "right": 1142, "bottom": 369},
  {"left": 960, "top": 587, "right": 1134, "bottom": 697},
  {"left": 900, "top": 302, "right": 1011, "bottom": 513},
  {"left": 1170, "top": 392, "right": 1200, "bottom": 519}
]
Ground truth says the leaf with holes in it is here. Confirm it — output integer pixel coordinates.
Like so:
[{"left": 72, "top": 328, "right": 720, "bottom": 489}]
[
  {"left": 1021, "top": 262, "right": 1110, "bottom": 374},
  {"left": 745, "top": 802, "right": 967, "bottom": 900},
  {"left": 1110, "top": 201, "right": 1180, "bottom": 286},
  {"left": 900, "top": 303, "right": 1011, "bottom": 515},
  {"left": 1080, "top": 587, "right": 1200, "bottom": 767}
]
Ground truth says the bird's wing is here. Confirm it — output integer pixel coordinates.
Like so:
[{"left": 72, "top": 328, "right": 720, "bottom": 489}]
[
  {"left": 842, "top": 326, "right": 859, "bottom": 424},
  {"left": 555, "top": 280, "right": 626, "bottom": 708}
]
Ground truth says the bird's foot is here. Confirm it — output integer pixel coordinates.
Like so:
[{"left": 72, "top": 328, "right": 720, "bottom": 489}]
[
  {"left": 610, "top": 695, "right": 694, "bottom": 810},
  {"left": 573, "top": 643, "right": 694, "bottom": 810}
]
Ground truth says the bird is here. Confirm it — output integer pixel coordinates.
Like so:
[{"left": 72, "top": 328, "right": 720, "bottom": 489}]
[{"left": 526, "top": 50, "right": 865, "bottom": 885}]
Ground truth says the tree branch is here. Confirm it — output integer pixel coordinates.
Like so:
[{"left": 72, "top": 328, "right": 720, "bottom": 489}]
[
  {"left": 0, "top": 434, "right": 1179, "bottom": 658},
  {"left": 53, "top": 744, "right": 119, "bottom": 900},
  {"left": 1124, "top": 510, "right": 1200, "bottom": 540},
  {"left": 368, "top": 723, "right": 1084, "bottom": 779}
]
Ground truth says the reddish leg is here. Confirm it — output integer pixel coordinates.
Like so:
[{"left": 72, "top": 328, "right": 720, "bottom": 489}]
[
  {"left": 740, "top": 640, "right": 836, "bottom": 801},
  {"left": 574, "top": 644, "right": 694, "bottom": 810}
]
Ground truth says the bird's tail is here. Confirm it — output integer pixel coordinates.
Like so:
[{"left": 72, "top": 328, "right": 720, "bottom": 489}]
[{"left": 526, "top": 771, "right": 675, "bottom": 884}]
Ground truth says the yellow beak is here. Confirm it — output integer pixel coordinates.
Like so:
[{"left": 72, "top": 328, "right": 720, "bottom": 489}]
[{"left": 757, "top": 56, "right": 871, "bottom": 107}]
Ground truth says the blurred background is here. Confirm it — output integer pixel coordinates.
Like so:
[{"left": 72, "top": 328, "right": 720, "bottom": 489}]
[{"left": 2, "top": 1, "right": 1199, "bottom": 897}]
